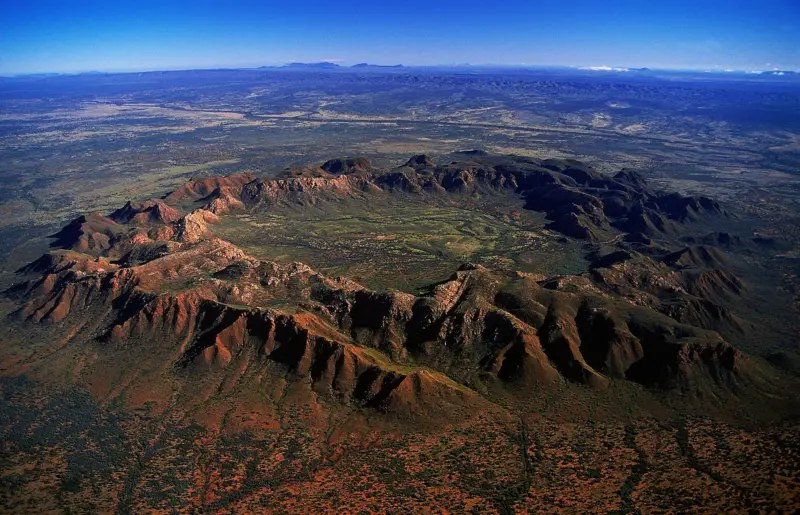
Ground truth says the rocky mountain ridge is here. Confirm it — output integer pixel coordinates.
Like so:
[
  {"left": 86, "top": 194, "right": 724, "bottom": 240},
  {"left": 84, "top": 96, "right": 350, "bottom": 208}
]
[{"left": 4, "top": 153, "right": 772, "bottom": 419}]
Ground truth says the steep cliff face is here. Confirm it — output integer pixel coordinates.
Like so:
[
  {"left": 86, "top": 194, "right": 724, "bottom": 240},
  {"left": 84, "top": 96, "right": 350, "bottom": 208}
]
[
  {"left": 8, "top": 255, "right": 485, "bottom": 417},
  {"left": 309, "top": 264, "right": 747, "bottom": 393},
  {"left": 49, "top": 212, "right": 123, "bottom": 254},
  {"left": 178, "top": 153, "right": 724, "bottom": 243},
  {"left": 164, "top": 172, "right": 256, "bottom": 204},
  {"left": 8, "top": 244, "right": 749, "bottom": 402},
  {"left": 110, "top": 199, "right": 182, "bottom": 225},
  {"left": 4, "top": 153, "right": 764, "bottom": 419},
  {"left": 586, "top": 247, "right": 746, "bottom": 336},
  {"left": 48, "top": 154, "right": 726, "bottom": 259}
]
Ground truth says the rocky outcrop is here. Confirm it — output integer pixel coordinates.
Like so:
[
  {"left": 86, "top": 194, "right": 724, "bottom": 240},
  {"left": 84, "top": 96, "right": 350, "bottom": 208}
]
[
  {"left": 321, "top": 157, "right": 373, "bottom": 175},
  {"left": 10, "top": 218, "right": 752, "bottom": 403},
  {"left": 8, "top": 249, "right": 482, "bottom": 418},
  {"left": 46, "top": 154, "right": 729, "bottom": 261},
  {"left": 663, "top": 245, "right": 729, "bottom": 269},
  {"left": 303, "top": 262, "right": 748, "bottom": 393},
  {"left": 49, "top": 212, "right": 123, "bottom": 253},
  {"left": 4, "top": 152, "right": 761, "bottom": 418},
  {"left": 110, "top": 199, "right": 181, "bottom": 225},
  {"left": 164, "top": 172, "right": 256, "bottom": 204},
  {"left": 175, "top": 209, "right": 219, "bottom": 243},
  {"left": 225, "top": 153, "right": 726, "bottom": 243}
]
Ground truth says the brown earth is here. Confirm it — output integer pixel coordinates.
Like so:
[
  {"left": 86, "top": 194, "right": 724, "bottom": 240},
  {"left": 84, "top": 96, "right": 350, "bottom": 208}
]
[{"left": 1, "top": 152, "right": 797, "bottom": 512}]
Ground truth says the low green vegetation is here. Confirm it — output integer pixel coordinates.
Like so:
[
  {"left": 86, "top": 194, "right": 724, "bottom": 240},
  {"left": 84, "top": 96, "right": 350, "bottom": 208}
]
[{"left": 215, "top": 193, "right": 588, "bottom": 292}]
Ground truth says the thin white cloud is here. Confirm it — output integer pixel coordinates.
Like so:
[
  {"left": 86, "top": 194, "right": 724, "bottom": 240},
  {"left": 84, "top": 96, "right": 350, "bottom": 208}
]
[{"left": 578, "top": 65, "right": 629, "bottom": 72}]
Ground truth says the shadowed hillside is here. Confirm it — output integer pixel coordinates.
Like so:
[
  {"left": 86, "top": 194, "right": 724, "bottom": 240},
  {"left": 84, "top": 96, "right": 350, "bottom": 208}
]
[{"left": 1, "top": 152, "right": 797, "bottom": 512}]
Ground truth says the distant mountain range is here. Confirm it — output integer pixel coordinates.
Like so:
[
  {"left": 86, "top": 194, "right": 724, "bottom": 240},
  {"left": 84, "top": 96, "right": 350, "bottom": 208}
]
[
  {"left": 4, "top": 63, "right": 798, "bottom": 80},
  {"left": 256, "top": 62, "right": 404, "bottom": 71}
]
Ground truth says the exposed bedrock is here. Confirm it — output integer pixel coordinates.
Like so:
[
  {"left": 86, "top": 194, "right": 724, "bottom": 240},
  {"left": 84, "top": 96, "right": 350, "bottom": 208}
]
[{"left": 4, "top": 153, "right": 766, "bottom": 417}]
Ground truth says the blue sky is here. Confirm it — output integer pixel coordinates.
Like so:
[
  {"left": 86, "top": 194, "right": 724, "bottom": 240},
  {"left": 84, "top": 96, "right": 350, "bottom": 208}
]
[{"left": 1, "top": 0, "right": 798, "bottom": 74}]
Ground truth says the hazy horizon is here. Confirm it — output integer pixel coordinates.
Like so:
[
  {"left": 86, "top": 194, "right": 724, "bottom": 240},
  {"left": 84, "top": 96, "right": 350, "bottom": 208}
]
[
  {"left": 2, "top": 0, "right": 798, "bottom": 75},
  {"left": 5, "top": 60, "right": 800, "bottom": 78}
]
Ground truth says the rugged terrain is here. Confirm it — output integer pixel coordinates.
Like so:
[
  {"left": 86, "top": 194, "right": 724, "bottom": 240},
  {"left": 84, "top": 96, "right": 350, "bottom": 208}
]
[
  {"left": 2, "top": 67, "right": 799, "bottom": 272},
  {"left": 1, "top": 152, "right": 798, "bottom": 511}
]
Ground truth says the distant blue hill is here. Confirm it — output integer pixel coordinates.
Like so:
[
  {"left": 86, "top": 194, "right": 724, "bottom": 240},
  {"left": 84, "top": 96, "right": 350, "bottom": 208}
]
[
  {"left": 284, "top": 62, "right": 340, "bottom": 69},
  {"left": 352, "top": 63, "right": 403, "bottom": 69}
]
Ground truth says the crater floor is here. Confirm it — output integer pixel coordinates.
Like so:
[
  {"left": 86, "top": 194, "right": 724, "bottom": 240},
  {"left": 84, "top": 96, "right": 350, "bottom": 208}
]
[{"left": 215, "top": 193, "right": 588, "bottom": 291}]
